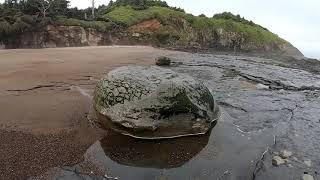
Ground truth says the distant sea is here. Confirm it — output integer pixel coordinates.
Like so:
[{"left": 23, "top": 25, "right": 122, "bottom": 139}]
[{"left": 300, "top": 48, "right": 319, "bottom": 60}]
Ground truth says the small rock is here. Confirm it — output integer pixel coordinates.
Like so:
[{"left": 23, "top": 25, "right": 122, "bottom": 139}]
[
  {"left": 280, "top": 150, "right": 293, "bottom": 159},
  {"left": 132, "top": 32, "right": 141, "bottom": 37},
  {"left": 301, "top": 174, "right": 314, "bottom": 180},
  {"left": 256, "top": 83, "right": 269, "bottom": 90},
  {"left": 155, "top": 56, "right": 171, "bottom": 66},
  {"left": 304, "top": 160, "right": 312, "bottom": 167},
  {"left": 272, "top": 156, "right": 286, "bottom": 166}
]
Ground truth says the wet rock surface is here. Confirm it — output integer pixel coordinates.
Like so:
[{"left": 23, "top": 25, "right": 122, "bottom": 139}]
[
  {"left": 33, "top": 52, "right": 320, "bottom": 180},
  {"left": 93, "top": 66, "right": 220, "bottom": 139},
  {"left": 167, "top": 53, "right": 320, "bottom": 180}
]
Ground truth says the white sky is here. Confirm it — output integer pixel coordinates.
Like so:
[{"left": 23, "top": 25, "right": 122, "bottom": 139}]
[{"left": 2, "top": 0, "right": 319, "bottom": 58}]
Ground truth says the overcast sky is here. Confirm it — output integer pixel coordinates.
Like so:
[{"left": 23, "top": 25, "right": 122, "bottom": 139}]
[{"left": 2, "top": 0, "right": 319, "bottom": 58}]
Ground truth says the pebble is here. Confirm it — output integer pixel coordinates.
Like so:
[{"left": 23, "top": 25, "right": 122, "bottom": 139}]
[
  {"left": 301, "top": 174, "right": 314, "bottom": 180},
  {"left": 118, "top": 87, "right": 127, "bottom": 93},
  {"left": 256, "top": 83, "right": 270, "bottom": 90},
  {"left": 272, "top": 156, "right": 285, "bottom": 166},
  {"left": 304, "top": 160, "right": 312, "bottom": 167},
  {"left": 280, "top": 150, "right": 293, "bottom": 159}
]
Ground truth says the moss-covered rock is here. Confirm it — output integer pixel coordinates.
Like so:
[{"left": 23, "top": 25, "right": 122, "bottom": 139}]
[{"left": 93, "top": 66, "right": 220, "bottom": 139}]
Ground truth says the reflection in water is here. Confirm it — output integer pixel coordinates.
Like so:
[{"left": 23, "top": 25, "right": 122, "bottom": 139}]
[
  {"left": 39, "top": 112, "right": 276, "bottom": 180},
  {"left": 99, "top": 122, "right": 216, "bottom": 169}
]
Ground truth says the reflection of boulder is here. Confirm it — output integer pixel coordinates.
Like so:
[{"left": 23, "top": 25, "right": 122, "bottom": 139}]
[
  {"left": 93, "top": 66, "right": 220, "bottom": 139},
  {"left": 100, "top": 125, "right": 215, "bottom": 169}
]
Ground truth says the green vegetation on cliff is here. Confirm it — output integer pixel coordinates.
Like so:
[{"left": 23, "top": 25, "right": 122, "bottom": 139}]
[
  {"left": 55, "top": 17, "right": 115, "bottom": 32},
  {"left": 0, "top": 0, "right": 288, "bottom": 52},
  {"left": 0, "top": 0, "right": 107, "bottom": 39},
  {"left": 103, "top": 5, "right": 285, "bottom": 46}
]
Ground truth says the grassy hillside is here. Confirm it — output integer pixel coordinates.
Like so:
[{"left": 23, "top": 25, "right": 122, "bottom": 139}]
[{"left": 103, "top": 6, "right": 286, "bottom": 45}]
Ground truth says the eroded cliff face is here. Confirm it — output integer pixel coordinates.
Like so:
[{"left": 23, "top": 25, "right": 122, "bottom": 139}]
[
  {"left": 45, "top": 25, "right": 113, "bottom": 47},
  {"left": 126, "top": 19, "right": 303, "bottom": 57},
  {"left": 1, "top": 25, "right": 113, "bottom": 49},
  {"left": 0, "top": 21, "right": 303, "bottom": 57}
]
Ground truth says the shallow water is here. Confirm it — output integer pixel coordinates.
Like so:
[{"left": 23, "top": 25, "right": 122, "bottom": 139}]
[{"left": 68, "top": 111, "right": 273, "bottom": 180}]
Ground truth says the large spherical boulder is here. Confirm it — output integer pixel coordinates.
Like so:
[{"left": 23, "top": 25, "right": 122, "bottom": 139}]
[{"left": 93, "top": 66, "right": 220, "bottom": 139}]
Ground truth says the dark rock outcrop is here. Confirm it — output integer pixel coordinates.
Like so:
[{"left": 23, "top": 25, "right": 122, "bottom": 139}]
[
  {"left": 93, "top": 66, "right": 220, "bottom": 139},
  {"left": 155, "top": 56, "right": 171, "bottom": 66}
]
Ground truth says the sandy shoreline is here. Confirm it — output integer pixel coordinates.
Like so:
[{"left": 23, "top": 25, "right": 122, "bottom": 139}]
[{"left": 0, "top": 46, "right": 169, "bottom": 179}]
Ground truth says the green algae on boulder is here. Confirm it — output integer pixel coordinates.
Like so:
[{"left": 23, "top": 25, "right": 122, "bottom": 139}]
[{"left": 93, "top": 66, "right": 220, "bottom": 139}]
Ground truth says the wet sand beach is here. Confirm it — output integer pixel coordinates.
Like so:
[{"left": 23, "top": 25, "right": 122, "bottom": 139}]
[{"left": 0, "top": 46, "right": 167, "bottom": 179}]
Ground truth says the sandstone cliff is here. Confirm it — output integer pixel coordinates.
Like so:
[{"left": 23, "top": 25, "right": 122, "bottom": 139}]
[{"left": 2, "top": 25, "right": 113, "bottom": 49}]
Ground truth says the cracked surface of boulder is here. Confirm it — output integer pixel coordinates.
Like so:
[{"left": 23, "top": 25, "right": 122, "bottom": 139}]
[{"left": 93, "top": 66, "right": 220, "bottom": 139}]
